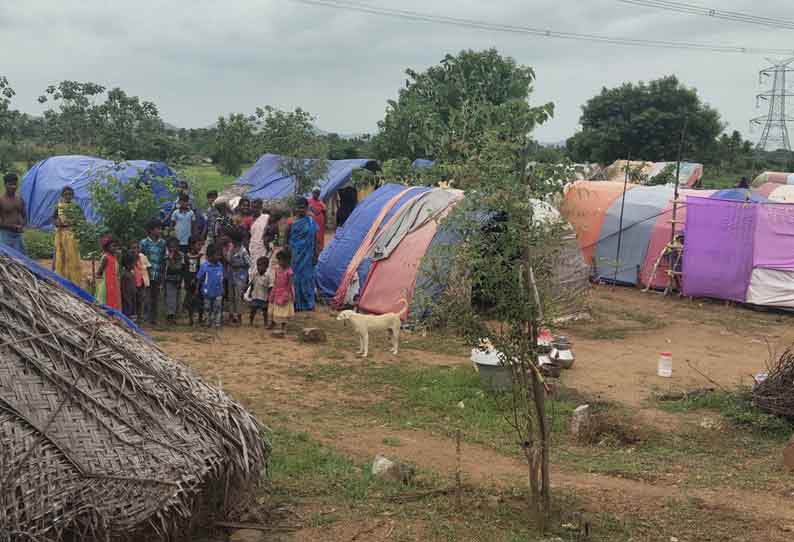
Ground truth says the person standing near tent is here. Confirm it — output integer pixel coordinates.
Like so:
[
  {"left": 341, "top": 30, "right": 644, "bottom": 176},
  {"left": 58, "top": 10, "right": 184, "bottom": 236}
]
[
  {"left": 308, "top": 189, "right": 327, "bottom": 252},
  {"left": 96, "top": 236, "right": 121, "bottom": 311},
  {"left": 171, "top": 194, "right": 196, "bottom": 254},
  {"left": 337, "top": 186, "right": 357, "bottom": 228},
  {"left": 737, "top": 176, "right": 750, "bottom": 189},
  {"left": 248, "top": 199, "right": 270, "bottom": 279},
  {"left": 203, "top": 190, "right": 220, "bottom": 244},
  {"left": 52, "top": 186, "right": 83, "bottom": 285},
  {"left": 286, "top": 197, "right": 319, "bottom": 312},
  {"left": 174, "top": 180, "right": 203, "bottom": 239},
  {"left": 140, "top": 221, "right": 166, "bottom": 325},
  {"left": 0, "top": 173, "right": 27, "bottom": 254}
]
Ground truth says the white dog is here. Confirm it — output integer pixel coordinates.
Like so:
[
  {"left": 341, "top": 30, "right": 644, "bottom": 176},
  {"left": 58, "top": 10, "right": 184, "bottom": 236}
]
[{"left": 337, "top": 301, "right": 407, "bottom": 358}]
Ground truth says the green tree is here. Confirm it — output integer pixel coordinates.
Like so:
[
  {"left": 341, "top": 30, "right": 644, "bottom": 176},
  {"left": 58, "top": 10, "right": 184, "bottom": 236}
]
[
  {"left": 70, "top": 165, "right": 176, "bottom": 254},
  {"left": 422, "top": 129, "right": 573, "bottom": 530},
  {"left": 38, "top": 81, "right": 106, "bottom": 148},
  {"left": 0, "top": 76, "right": 18, "bottom": 172},
  {"left": 255, "top": 106, "right": 329, "bottom": 195},
  {"left": 567, "top": 76, "right": 723, "bottom": 164},
  {"left": 0, "top": 76, "right": 17, "bottom": 138},
  {"left": 373, "top": 49, "right": 553, "bottom": 163},
  {"left": 94, "top": 87, "right": 163, "bottom": 160},
  {"left": 212, "top": 113, "right": 254, "bottom": 176}
]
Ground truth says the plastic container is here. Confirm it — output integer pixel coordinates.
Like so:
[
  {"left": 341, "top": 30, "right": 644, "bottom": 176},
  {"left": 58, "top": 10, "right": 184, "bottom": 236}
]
[
  {"left": 551, "top": 336, "right": 575, "bottom": 369},
  {"left": 471, "top": 348, "right": 512, "bottom": 391},
  {"left": 657, "top": 352, "right": 673, "bottom": 378}
]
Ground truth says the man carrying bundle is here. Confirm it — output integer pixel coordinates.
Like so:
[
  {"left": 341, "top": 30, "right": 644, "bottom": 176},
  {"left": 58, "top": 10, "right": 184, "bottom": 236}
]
[{"left": 0, "top": 173, "right": 26, "bottom": 254}]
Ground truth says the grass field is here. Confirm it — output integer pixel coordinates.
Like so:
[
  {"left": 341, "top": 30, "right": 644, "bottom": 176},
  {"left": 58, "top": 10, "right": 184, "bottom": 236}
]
[{"left": 180, "top": 163, "right": 242, "bottom": 198}]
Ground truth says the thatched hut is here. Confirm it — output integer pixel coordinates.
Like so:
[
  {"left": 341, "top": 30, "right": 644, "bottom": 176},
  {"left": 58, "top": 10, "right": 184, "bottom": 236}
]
[{"left": 0, "top": 248, "right": 269, "bottom": 541}]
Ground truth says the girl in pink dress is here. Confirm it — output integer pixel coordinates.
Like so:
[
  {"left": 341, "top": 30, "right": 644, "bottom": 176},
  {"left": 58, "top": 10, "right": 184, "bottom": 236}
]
[{"left": 268, "top": 248, "right": 294, "bottom": 333}]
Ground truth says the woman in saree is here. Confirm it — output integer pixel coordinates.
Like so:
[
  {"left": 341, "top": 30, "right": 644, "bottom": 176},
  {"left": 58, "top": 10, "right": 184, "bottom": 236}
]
[
  {"left": 286, "top": 197, "right": 319, "bottom": 312},
  {"left": 53, "top": 186, "right": 83, "bottom": 285}
]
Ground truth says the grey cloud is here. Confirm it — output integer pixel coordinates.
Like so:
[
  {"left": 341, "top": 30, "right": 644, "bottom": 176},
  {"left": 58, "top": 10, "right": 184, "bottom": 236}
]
[{"left": 2, "top": 0, "right": 792, "bottom": 143}]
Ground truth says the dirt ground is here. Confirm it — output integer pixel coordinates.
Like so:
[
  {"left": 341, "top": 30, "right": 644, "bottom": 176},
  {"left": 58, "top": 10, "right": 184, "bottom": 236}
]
[{"left": 146, "top": 283, "right": 794, "bottom": 541}]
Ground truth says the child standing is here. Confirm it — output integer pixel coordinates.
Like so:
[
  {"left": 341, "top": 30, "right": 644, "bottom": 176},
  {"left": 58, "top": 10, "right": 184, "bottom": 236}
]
[
  {"left": 120, "top": 250, "right": 138, "bottom": 319},
  {"left": 183, "top": 237, "right": 204, "bottom": 326},
  {"left": 140, "top": 221, "right": 166, "bottom": 325},
  {"left": 96, "top": 236, "right": 121, "bottom": 311},
  {"left": 164, "top": 237, "right": 185, "bottom": 324},
  {"left": 171, "top": 193, "right": 196, "bottom": 254},
  {"left": 226, "top": 231, "right": 250, "bottom": 325},
  {"left": 268, "top": 248, "right": 294, "bottom": 333},
  {"left": 248, "top": 256, "right": 271, "bottom": 327},
  {"left": 197, "top": 244, "right": 225, "bottom": 329},
  {"left": 127, "top": 240, "right": 150, "bottom": 322}
]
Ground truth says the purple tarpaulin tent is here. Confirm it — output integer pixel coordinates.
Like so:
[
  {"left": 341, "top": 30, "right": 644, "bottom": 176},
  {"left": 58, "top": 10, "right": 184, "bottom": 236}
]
[
  {"left": 754, "top": 204, "right": 794, "bottom": 271},
  {"left": 683, "top": 197, "right": 756, "bottom": 302}
]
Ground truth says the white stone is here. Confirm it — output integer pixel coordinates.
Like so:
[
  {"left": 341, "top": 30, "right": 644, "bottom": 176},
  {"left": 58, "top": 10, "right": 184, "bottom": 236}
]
[{"left": 570, "top": 404, "right": 591, "bottom": 438}]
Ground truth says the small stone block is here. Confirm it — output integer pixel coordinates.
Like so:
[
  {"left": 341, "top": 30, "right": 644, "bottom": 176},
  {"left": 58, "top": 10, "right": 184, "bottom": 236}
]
[{"left": 302, "top": 327, "right": 327, "bottom": 343}]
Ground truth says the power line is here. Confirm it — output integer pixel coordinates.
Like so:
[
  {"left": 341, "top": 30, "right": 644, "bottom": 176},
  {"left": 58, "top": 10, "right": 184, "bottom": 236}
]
[
  {"left": 615, "top": 0, "right": 794, "bottom": 30},
  {"left": 288, "top": 0, "right": 794, "bottom": 55}
]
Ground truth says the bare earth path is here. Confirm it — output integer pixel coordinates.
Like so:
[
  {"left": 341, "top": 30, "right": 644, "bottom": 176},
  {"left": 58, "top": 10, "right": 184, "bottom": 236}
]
[{"left": 154, "top": 285, "right": 794, "bottom": 540}]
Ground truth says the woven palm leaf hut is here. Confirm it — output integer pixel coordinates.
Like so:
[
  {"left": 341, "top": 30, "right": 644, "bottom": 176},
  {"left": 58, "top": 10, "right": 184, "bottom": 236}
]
[{"left": 0, "top": 248, "right": 269, "bottom": 541}]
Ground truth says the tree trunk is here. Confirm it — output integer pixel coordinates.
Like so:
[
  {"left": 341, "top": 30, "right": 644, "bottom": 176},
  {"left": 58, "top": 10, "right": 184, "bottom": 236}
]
[{"left": 531, "top": 370, "right": 551, "bottom": 518}]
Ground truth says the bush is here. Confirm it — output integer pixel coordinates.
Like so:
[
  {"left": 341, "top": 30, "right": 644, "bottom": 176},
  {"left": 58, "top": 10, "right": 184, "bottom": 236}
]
[
  {"left": 23, "top": 230, "right": 54, "bottom": 259},
  {"left": 661, "top": 387, "right": 794, "bottom": 438}
]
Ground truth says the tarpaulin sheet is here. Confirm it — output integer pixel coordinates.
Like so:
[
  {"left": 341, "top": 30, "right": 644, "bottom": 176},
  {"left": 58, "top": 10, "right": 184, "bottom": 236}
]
[
  {"left": 21, "top": 155, "right": 177, "bottom": 230},
  {"left": 237, "top": 153, "right": 375, "bottom": 201},
  {"left": 712, "top": 188, "right": 769, "bottom": 203},
  {"left": 682, "top": 197, "right": 756, "bottom": 302},
  {"left": 358, "top": 219, "right": 439, "bottom": 319},
  {"left": 752, "top": 171, "right": 794, "bottom": 188},
  {"left": 0, "top": 243, "right": 146, "bottom": 337},
  {"left": 316, "top": 184, "right": 429, "bottom": 299},
  {"left": 605, "top": 160, "right": 703, "bottom": 187},
  {"left": 594, "top": 185, "right": 673, "bottom": 285},
  {"left": 640, "top": 189, "right": 716, "bottom": 289},
  {"left": 746, "top": 268, "right": 794, "bottom": 309},
  {"left": 561, "top": 181, "right": 637, "bottom": 264},
  {"left": 753, "top": 204, "right": 794, "bottom": 271},
  {"left": 412, "top": 159, "right": 434, "bottom": 168},
  {"left": 765, "top": 185, "right": 794, "bottom": 203},
  {"left": 368, "top": 189, "right": 463, "bottom": 261}
]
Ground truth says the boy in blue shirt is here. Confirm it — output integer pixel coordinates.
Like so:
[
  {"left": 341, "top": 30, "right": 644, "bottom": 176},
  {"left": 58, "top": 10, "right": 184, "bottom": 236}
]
[
  {"left": 171, "top": 194, "right": 196, "bottom": 254},
  {"left": 196, "top": 244, "right": 225, "bottom": 328},
  {"left": 140, "top": 221, "right": 166, "bottom": 325}
]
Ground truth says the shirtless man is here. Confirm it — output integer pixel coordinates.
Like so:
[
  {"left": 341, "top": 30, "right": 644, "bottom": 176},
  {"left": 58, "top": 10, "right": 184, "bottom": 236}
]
[{"left": 0, "top": 173, "right": 27, "bottom": 254}]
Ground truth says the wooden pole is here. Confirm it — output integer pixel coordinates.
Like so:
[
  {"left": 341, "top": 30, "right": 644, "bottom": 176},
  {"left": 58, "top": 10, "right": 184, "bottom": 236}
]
[
  {"left": 613, "top": 155, "right": 631, "bottom": 284},
  {"left": 670, "top": 115, "right": 689, "bottom": 247}
]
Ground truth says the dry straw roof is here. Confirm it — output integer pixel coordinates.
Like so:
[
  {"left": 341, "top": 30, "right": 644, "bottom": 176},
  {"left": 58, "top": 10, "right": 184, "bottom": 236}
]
[{"left": 0, "top": 252, "right": 269, "bottom": 541}]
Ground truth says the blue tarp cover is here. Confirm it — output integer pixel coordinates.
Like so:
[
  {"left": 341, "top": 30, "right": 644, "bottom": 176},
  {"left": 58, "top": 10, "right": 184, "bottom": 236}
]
[
  {"left": 0, "top": 242, "right": 146, "bottom": 337},
  {"left": 236, "top": 154, "right": 375, "bottom": 202},
  {"left": 594, "top": 185, "right": 673, "bottom": 285},
  {"left": 712, "top": 188, "right": 769, "bottom": 203},
  {"left": 412, "top": 159, "right": 435, "bottom": 169},
  {"left": 21, "top": 155, "right": 178, "bottom": 230},
  {"left": 316, "top": 184, "right": 429, "bottom": 298}
]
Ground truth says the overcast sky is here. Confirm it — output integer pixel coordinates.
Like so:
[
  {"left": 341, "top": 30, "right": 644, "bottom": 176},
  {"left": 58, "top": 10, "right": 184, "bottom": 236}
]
[{"left": 1, "top": 0, "right": 791, "bottom": 143}]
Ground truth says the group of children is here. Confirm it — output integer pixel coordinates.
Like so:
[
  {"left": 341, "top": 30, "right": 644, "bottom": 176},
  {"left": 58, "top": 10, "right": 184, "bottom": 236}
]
[{"left": 96, "top": 190, "right": 296, "bottom": 332}]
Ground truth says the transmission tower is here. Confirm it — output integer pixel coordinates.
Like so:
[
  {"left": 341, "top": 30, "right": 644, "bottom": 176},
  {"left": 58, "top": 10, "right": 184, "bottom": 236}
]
[{"left": 751, "top": 57, "right": 794, "bottom": 152}]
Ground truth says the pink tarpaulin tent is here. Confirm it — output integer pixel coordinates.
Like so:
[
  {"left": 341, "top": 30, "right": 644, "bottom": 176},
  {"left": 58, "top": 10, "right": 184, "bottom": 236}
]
[{"left": 357, "top": 219, "right": 440, "bottom": 319}]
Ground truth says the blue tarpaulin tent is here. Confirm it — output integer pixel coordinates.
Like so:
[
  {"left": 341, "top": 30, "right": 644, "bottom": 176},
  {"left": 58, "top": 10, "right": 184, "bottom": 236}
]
[
  {"left": 316, "top": 184, "right": 429, "bottom": 298},
  {"left": 236, "top": 154, "right": 376, "bottom": 202},
  {"left": 412, "top": 159, "right": 434, "bottom": 169},
  {"left": 21, "top": 155, "right": 178, "bottom": 230},
  {"left": 0, "top": 242, "right": 146, "bottom": 337}
]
